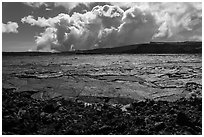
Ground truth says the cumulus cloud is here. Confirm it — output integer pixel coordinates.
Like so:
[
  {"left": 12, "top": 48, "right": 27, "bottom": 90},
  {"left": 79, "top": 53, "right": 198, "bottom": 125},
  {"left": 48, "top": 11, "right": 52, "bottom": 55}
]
[
  {"left": 22, "top": 2, "right": 202, "bottom": 51},
  {"left": 21, "top": 15, "right": 50, "bottom": 27},
  {"left": 152, "top": 2, "right": 202, "bottom": 41},
  {"left": 2, "top": 21, "right": 19, "bottom": 33}
]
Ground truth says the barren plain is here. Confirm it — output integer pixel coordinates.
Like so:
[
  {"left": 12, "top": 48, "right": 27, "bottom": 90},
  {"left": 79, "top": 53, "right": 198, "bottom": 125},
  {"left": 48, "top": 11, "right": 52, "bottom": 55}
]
[{"left": 2, "top": 54, "right": 202, "bottom": 134}]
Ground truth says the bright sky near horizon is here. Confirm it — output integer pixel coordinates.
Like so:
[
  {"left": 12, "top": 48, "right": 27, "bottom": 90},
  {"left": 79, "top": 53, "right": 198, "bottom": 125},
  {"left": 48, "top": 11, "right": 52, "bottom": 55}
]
[{"left": 2, "top": 2, "right": 202, "bottom": 52}]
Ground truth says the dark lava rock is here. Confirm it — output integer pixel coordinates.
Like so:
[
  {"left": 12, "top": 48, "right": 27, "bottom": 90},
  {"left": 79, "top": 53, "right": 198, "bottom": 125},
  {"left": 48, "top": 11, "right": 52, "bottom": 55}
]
[
  {"left": 31, "top": 91, "right": 62, "bottom": 101},
  {"left": 154, "top": 122, "right": 166, "bottom": 132},
  {"left": 121, "top": 104, "right": 133, "bottom": 111},
  {"left": 19, "top": 91, "right": 39, "bottom": 98},
  {"left": 43, "top": 102, "right": 61, "bottom": 113},
  {"left": 169, "top": 108, "right": 176, "bottom": 114},
  {"left": 135, "top": 117, "right": 145, "bottom": 126},
  {"left": 185, "top": 82, "right": 201, "bottom": 91},
  {"left": 176, "top": 112, "right": 191, "bottom": 126},
  {"left": 98, "top": 125, "right": 112, "bottom": 134},
  {"left": 2, "top": 88, "right": 202, "bottom": 135},
  {"left": 132, "top": 100, "right": 146, "bottom": 108},
  {"left": 136, "top": 129, "right": 147, "bottom": 135}
]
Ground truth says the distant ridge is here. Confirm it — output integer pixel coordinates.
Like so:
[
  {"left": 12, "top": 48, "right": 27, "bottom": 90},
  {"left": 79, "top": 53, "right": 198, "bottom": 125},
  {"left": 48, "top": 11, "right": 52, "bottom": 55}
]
[{"left": 3, "top": 41, "right": 202, "bottom": 56}]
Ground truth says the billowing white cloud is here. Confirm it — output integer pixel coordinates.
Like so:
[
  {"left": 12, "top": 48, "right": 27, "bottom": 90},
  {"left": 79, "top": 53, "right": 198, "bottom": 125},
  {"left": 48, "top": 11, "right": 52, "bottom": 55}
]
[
  {"left": 2, "top": 21, "right": 19, "bottom": 33},
  {"left": 21, "top": 15, "right": 51, "bottom": 27},
  {"left": 154, "top": 3, "right": 201, "bottom": 41},
  {"left": 22, "top": 2, "right": 202, "bottom": 51}
]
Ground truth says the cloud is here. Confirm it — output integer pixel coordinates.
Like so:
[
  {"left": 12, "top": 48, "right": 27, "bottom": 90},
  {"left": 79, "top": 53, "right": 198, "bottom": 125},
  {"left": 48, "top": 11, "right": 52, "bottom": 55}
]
[
  {"left": 45, "top": 8, "right": 52, "bottom": 11},
  {"left": 151, "top": 2, "right": 202, "bottom": 41},
  {"left": 21, "top": 15, "right": 50, "bottom": 27},
  {"left": 23, "top": 2, "right": 48, "bottom": 8},
  {"left": 2, "top": 21, "right": 19, "bottom": 33},
  {"left": 22, "top": 2, "right": 202, "bottom": 51},
  {"left": 111, "top": 2, "right": 202, "bottom": 42},
  {"left": 23, "top": 2, "right": 90, "bottom": 12},
  {"left": 54, "top": 2, "right": 90, "bottom": 10},
  {"left": 21, "top": 14, "right": 72, "bottom": 28},
  {"left": 35, "top": 27, "right": 58, "bottom": 51}
]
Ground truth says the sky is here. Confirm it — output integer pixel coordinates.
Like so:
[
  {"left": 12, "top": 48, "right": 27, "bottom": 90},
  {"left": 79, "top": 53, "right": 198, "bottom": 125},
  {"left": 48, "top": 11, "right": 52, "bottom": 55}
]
[{"left": 2, "top": 2, "right": 202, "bottom": 52}]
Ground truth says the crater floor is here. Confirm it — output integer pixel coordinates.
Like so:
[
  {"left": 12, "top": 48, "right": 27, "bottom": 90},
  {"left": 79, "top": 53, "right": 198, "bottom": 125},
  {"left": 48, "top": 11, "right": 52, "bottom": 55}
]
[{"left": 3, "top": 54, "right": 202, "bottom": 102}]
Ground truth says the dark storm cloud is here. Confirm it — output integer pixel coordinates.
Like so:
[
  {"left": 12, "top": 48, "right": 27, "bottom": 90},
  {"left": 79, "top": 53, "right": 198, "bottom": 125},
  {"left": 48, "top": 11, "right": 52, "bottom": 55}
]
[{"left": 21, "top": 2, "right": 202, "bottom": 51}]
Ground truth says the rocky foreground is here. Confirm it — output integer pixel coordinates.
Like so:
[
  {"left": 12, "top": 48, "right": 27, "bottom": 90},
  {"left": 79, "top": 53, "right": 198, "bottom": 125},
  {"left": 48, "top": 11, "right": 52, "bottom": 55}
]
[{"left": 2, "top": 88, "right": 202, "bottom": 135}]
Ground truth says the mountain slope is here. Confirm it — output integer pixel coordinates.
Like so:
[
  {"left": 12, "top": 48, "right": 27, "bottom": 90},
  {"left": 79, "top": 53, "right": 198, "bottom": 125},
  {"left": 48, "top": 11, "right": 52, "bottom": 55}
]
[{"left": 2, "top": 41, "right": 202, "bottom": 56}]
